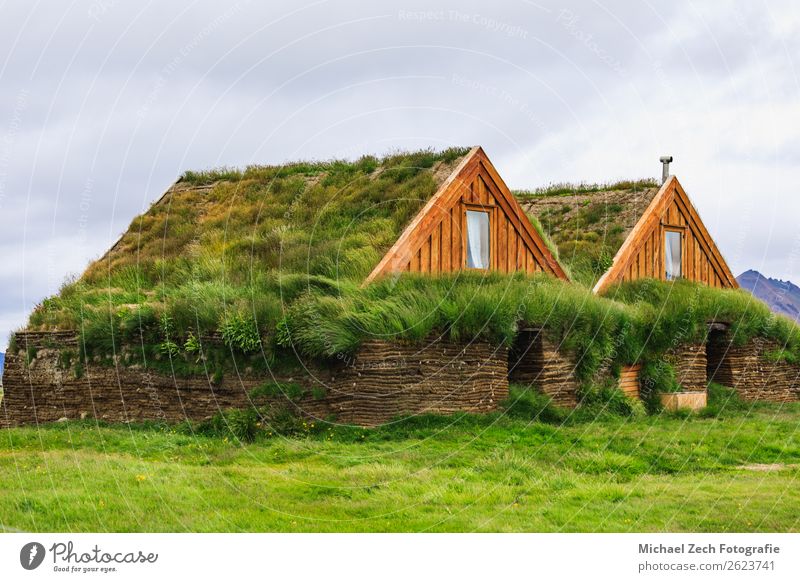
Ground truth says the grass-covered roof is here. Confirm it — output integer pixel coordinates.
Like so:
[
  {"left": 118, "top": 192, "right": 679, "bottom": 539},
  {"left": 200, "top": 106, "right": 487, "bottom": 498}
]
[
  {"left": 90, "top": 147, "right": 471, "bottom": 285},
  {"left": 515, "top": 180, "right": 660, "bottom": 286},
  {"left": 20, "top": 151, "right": 800, "bottom": 396},
  {"left": 30, "top": 148, "right": 470, "bottom": 331}
]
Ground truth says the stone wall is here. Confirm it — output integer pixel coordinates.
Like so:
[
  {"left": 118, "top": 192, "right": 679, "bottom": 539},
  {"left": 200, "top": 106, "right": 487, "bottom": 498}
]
[
  {"left": 0, "top": 331, "right": 334, "bottom": 427},
  {"left": 665, "top": 343, "right": 707, "bottom": 392},
  {"left": 708, "top": 335, "right": 800, "bottom": 403},
  {"left": 508, "top": 329, "right": 579, "bottom": 407},
  {"left": 329, "top": 338, "right": 508, "bottom": 425},
  {"left": 1, "top": 331, "right": 508, "bottom": 428}
]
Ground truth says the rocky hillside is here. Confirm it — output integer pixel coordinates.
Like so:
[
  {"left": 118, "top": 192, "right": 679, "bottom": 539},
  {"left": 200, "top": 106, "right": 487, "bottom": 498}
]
[{"left": 737, "top": 269, "right": 800, "bottom": 323}]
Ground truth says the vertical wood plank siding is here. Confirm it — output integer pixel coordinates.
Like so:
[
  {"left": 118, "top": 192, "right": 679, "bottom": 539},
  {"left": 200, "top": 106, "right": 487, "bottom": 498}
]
[
  {"left": 365, "top": 148, "right": 568, "bottom": 284},
  {"left": 594, "top": 177, "right": 737, "bottom": 292},
  {"left": 398, "top": 165, "right": 554, "bottom": 276}
]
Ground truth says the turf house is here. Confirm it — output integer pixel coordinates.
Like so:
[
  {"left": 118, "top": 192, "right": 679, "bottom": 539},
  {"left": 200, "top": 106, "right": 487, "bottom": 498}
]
[
  {"left": 519, "top": 157, "right": 796, "bottom": 409},
  {"left": 2, "top": 147, "right": 799, "bottom": 430}
]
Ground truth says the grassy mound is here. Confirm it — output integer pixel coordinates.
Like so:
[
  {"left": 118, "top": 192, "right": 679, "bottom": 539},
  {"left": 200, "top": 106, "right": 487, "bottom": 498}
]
[
  {"left": 607, "top": 278, "right": 800, "bottom": 354},
  {"left": 14, "top": 147, "right": 800, "bottom": 397},
  {"left": 515, "top": 179, "right": 659, "bottom": 286},
  {"left": 513, "top": 178, "right": 659, "bottom": 200},
  {"left": 22, "top": 148, "right": 468, "bottom": 367}
]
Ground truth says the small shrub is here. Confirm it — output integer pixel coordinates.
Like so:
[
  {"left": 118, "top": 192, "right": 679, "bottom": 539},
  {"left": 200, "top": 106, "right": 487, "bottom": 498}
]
[
  {"left": 158, "top": 339, "right": 180, "bottom": 358},
  {"left": 356, "top": 155, "right": 379, "bottom": 173},
  {"left": 764, "top": 348, "right": 800, "bottom": 366},
  {"left": 220, "top": 313, "right": 261, "bottom": 353},
  {"left": 201, "top": 408, "right": 259, "bottom": 443},
  {"left": 701, "top": 383, "right": 748, "bottom": 417},
  {"left": 184, "top": 332, "right": 201, "bottom": 354},
  {"left": 159, "top": 312, "right": 175, "bottom": 336},
  {"left": 512, "top": 178, "right": 658, "bottom": 199},
  {"left": 274, "top": 318, "right": 291, "bottom": 348},
  {"left": 503, "top": 385, "right": 565, "bottom": 424},
  {"left": 591, "top": 251, "right": 614, "bottom": 275},
  {"left": 583, "top": 204, "right": 604, "bottom": 224},
  {"left": 639, "top": 360, "right": 680, "bottom": 414},
  {"left": 157, "top": 313, "right": 180, "bottom": 357},
  {"left": 261, "top": 406, "right": 305, "bottom": 436},
  {"left": 227, "top": 408, "right": 259, "bottom": 443},
  {"left": 180, "top": 167, "right": 243, "bottom": 185},
  {"left": 528, "top": 214, "right": 559, "bottom": 260},
  {"left": 641, "top": 360, "right": 680, "bottom": 393},
  {"left": 576, "top": 385, "right": 643, "bottom": 420},
  {"left": 250, "top": 382, "right": 304, "bottom": 404}
]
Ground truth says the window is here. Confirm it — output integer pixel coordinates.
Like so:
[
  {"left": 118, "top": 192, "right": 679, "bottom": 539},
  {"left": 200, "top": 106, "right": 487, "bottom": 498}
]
[
  {"left": 466, "top": 210, "right": 490, "bottom": 269},
  {"left": 664, "top": 229, "right": 682, "bottom": 280}
]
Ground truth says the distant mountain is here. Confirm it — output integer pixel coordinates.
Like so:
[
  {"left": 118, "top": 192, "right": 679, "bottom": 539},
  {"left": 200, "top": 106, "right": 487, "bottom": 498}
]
[{"left": 737, "top": 270, "right": 800, "bottom": 323}]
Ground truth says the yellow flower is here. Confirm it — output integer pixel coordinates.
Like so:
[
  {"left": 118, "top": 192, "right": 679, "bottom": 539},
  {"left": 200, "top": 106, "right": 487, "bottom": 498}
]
[{"left": 136, "top": 474, "right": 147, "bottom": 482}]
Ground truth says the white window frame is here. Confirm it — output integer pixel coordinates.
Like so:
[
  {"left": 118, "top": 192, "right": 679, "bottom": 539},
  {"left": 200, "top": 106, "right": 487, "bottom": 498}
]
[
  {"left": 664, "top": 227, "right": 684, "bottom": 281},
  {"left": 464, "top": 206, "right": 492, "bottom": 270}
]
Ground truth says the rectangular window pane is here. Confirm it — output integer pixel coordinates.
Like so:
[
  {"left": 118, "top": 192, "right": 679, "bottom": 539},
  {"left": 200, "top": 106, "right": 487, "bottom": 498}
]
[
  {"left": 665, "top": 230, "right": 682, "bottom": 280},
  {"left": 466, "top": 210, "right": 490, "bottom": 269}
]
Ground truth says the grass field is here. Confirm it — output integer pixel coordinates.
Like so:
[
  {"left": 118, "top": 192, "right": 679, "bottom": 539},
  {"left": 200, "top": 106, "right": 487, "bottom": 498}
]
[{"left": 2, "top": 396, "right": 800, "bottom": 533}]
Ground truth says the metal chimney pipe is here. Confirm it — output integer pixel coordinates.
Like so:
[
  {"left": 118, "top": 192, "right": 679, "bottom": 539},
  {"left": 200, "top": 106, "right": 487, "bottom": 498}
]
[{"left": 660, "top": 155, "right": 673, "bottom": 184}]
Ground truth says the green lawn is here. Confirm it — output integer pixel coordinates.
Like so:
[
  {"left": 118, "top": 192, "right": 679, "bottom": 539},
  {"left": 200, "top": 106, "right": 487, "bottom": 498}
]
[{"left": 2, "top": 403, "right": 800, "bottom": 532}]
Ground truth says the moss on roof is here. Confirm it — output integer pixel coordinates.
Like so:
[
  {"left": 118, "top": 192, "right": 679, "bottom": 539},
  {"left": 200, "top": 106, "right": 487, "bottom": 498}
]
[
  {"left": 23, "top": 156, "right": 800, "bottom": 393},
  {"left": 29, "top": 147, "right": 471, "bottom": 335},
  {"left": 87, "top": 147, "right": 471, "bottom": 283},
  {"left": 515, "top": 180, "right": 660, "bottom": 287},
  {"left": 514, "top": 178, "right": 659, "bottom": 200}
]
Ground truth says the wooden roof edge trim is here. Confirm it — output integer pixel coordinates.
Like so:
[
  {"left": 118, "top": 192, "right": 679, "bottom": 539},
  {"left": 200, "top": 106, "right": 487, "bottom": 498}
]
[
  {"left": 594, "top": 175, "right": 740, "bottom": 294},
  {"left": 671, "top": 178, "right": 739, "bottom": 289},
  {"left": 478, "top": 168, "right": 557, "bottom": 271},
  {"left": 362, "top": 146, "right": 481, "bottom": 286},
  {"left": 593, "top": 176, "right": 677, "bottom": 294},
  {"left": 473, "top": 149, "right": 569, "bottom": 281},
  {"left": 670, "top": 187, "right": 734, "bottom": 286}
]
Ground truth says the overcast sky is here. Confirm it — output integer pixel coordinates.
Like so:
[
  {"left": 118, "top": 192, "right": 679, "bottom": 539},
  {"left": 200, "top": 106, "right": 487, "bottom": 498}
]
[{"left": 1, "top": 0, "right": 798, "bottom": 350}]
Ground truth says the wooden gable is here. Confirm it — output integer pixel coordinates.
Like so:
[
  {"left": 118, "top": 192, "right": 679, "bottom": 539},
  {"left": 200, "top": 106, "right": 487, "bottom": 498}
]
[
  {"left": 593, "top": 176, "right": 738, "bottom": 294},
  {"left": 364, "top": 147, "right": 568, "bottom": 284}
]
